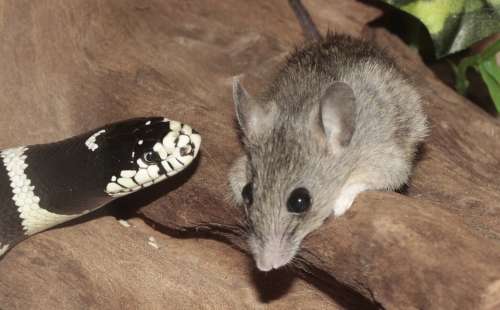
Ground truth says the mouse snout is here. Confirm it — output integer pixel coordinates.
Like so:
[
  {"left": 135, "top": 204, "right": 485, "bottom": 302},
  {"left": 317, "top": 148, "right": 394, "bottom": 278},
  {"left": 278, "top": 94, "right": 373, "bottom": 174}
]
[{"left": 250, "top": 237, "right": 296, "bottom": 272}]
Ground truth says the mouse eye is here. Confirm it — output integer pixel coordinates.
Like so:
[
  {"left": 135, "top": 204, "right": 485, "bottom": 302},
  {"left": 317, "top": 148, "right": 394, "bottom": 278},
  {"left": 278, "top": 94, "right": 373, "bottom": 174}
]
[
  {"left": 287, "top": 187, "right": 311, "bottom": 213},
  {"left": 242, "top": 182, "right": 253, "bottom": 206},
  {"left": 142, "top": 151, "right": 160, "bottom": 164}
]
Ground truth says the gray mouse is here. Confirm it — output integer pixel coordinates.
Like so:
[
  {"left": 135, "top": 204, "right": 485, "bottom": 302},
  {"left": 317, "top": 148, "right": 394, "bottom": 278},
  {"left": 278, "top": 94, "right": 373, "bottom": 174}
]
[{"left": 228, "top": 0, "right": 428, "bottom": 272}]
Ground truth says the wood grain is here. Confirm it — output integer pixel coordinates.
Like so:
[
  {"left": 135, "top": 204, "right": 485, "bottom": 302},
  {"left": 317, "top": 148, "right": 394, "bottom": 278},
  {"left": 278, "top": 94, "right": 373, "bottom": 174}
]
[
  {"left": 0, "top": 217, "right": 340, "bottom": 309},
  {"left": 0, "top": 0, "right": 499, "bottom": 308}
]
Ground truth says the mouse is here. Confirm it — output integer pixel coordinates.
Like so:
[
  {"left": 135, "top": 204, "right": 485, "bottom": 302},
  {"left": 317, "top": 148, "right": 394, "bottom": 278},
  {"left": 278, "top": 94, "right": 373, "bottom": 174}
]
[{"left": 228, "top": 0, "right": 428, "bottom": 272}]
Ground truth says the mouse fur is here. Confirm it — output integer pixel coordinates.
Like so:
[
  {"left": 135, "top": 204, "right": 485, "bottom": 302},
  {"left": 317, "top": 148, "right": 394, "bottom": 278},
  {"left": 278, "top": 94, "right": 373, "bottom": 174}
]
[{"left": 229, "top": 33, "right": 428, "bottom": 272}]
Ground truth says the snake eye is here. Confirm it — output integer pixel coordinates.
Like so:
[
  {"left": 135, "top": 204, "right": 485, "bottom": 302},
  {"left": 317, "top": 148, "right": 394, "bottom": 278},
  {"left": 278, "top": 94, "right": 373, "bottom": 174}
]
[
  {"left": 287, "top": 187, "right": 311, "bottom": 213},
  {"left": 242, "top": 182, "right": 253, "bottom": 206},
  {"left": 142, "top": 151, "right": 160, "bottom": 163}
]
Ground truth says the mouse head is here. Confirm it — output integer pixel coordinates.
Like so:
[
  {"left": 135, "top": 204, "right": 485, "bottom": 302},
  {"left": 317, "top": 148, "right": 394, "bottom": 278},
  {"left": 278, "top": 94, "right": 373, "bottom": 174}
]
[{"left": 230, "top": 78, "right": 355, "bottom": 271}]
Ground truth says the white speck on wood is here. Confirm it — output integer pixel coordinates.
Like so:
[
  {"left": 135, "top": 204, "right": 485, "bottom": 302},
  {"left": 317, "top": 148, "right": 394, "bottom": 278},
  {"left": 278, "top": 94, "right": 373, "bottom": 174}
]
[
  {"left": 117, "top": 219, "right": 131, "bottom": 227},
  {"left": 0, "top": 244, "right": 9, "bottom": 256},
  {"left": 148, "top": 236, "right": 159, "bottom": 249}
]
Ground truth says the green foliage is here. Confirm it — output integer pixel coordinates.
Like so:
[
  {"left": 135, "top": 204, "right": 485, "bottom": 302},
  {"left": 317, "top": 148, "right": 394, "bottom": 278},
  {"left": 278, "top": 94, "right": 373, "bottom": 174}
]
[
  {"left": 380, "top": 0, "right": 500, "bottom": 112},
  {"left": 451, "top": 41, "right": 500, "bottom": 112},
  {"left": 381, "top": 0, "right": 500, "bottom": 58}
]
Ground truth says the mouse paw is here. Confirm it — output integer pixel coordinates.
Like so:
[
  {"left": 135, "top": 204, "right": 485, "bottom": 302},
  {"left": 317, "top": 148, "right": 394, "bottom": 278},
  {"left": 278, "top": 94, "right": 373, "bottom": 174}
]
[
  {"left": 228, "top": 155, "right": 249, "bottom": 205},
  {"left": 333, "top": 183, "right": 367, "bottom": 217}
]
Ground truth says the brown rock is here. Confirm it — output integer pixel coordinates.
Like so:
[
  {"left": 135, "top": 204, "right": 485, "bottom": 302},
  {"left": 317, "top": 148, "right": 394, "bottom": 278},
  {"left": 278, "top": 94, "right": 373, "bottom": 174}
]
[
  {"left": 0, "top": 217, "right": 340, "bottom": 309},
  {"left": 0, "top": 0, "right": 499, "bottom": 308}
]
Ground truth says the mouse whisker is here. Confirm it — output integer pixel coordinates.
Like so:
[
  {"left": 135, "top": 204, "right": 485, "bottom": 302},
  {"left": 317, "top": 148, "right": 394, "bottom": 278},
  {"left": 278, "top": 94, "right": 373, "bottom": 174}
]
[
  {"left": 280, "top": 219, "right": 295, "bottom": 244},
  {"left": 200, "top": 145, "right": 226, "bottom": 182}
]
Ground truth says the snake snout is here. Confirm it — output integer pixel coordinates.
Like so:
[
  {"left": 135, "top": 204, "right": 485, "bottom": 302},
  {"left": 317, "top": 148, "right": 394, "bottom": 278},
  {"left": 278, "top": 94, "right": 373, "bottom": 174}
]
[{"left": 104, "top": 117, "right": 201, "bottom": 197}]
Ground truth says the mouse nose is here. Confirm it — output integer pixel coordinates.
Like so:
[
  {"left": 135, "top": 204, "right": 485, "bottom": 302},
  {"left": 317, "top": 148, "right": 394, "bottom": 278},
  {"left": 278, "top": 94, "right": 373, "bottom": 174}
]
[
  {"left": 254, "top": 239, "right": 294, "bottom": 272},
  {"left": 256, "top": 254, "right": 291, "bottom": 272}
]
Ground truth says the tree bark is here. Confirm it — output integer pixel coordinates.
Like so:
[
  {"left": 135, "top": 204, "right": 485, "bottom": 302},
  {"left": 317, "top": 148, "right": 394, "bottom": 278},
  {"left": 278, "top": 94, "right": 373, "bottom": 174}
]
[{"left": 0, "top": 0, "right": 499, "bottom": 308}]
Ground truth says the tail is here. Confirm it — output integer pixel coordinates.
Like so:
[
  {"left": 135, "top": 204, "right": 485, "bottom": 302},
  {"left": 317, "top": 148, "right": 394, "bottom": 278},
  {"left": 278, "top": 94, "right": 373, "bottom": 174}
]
[{"left": 288, "top": 0, "right": 322, "bottom": 41}]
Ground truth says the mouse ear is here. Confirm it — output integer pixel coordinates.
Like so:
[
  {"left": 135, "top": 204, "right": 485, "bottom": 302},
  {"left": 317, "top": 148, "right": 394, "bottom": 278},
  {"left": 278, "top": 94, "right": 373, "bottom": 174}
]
[
  {"left": 319, "top": 81, "right": 355, "bottom": 149},
  {"left": 233, "top": 77, "right": 274, "bottom": 139}
]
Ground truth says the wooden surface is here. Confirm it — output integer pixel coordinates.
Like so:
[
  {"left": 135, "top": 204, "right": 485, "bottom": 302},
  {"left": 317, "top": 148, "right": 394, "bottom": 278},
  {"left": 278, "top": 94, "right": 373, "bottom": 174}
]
[
  {"left": 0, "top": 217, "right": 340, "bottom": 309},
  {"left": 0, "top": 0, "right": 499, "bottom": 308}
]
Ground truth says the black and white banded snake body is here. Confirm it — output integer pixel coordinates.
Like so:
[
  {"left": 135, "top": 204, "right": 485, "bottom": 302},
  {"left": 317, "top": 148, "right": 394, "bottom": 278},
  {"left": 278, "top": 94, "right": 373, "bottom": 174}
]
[{"left": 0, "top": 117, "right": 201, "bottom": 257}]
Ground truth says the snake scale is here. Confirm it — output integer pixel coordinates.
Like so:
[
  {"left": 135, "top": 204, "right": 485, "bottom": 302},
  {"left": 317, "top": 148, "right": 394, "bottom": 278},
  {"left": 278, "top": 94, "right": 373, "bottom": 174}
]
[{"left": 0, "top": 117, "right": 201, "bottom": 257}]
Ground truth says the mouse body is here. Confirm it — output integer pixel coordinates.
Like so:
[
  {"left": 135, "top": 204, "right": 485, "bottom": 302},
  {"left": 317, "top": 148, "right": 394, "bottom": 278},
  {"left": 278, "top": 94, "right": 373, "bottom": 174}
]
[{"left": 229, "top": 6, "right": 428, "bottom": 272}]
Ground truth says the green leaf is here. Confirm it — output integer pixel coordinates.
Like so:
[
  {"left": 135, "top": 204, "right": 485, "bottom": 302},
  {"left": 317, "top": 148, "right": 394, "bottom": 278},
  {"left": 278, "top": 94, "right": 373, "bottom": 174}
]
[
  {"left": 482, "top": 58, "right": 500, "bottom": 85},
  {"left": 480, "top": 39, "right": 500, "bottom": 61},
  {"left": 453, "top": 53, "right": 480, "bottom": 95},
  {"left": 380, "top": 0, "right": 500, "bottom": 58},
  {"left": 478, "top": 61, "right": 500, "bottom": 112}
]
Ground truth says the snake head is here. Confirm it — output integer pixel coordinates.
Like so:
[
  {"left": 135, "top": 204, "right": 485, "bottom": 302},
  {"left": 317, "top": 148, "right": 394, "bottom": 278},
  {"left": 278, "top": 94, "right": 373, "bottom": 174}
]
[{"left": 86, "top": 117, "right": 201, "bottom": 197}]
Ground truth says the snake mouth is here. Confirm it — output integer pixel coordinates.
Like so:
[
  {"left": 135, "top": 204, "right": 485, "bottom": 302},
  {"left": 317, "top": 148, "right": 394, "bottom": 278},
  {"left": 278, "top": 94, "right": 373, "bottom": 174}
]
[{"left": 104, "top": 118, "right": 201, "bottom": 197}]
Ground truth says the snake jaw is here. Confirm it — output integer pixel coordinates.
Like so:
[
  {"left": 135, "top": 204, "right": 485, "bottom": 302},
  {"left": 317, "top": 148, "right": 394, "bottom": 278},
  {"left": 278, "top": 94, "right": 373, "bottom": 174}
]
[{"left": 104, "top": 119, "right": 201, "bottom": 197}]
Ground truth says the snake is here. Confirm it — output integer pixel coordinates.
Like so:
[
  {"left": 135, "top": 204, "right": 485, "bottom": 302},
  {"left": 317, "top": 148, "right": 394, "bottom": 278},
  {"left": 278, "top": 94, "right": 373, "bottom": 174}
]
[{"left": 0, "top": 117, "right": 201, "bottom": 257}]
